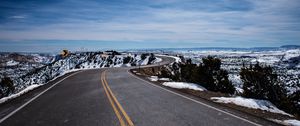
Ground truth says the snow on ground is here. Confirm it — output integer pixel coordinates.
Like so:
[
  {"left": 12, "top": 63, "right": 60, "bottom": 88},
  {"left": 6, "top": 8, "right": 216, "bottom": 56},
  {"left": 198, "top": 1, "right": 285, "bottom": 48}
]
[
  {"left": 228, "top": 74, "right": 243, "bottom": 93},
  {"left": 252, "top": 56, "right": 281, "bottom": 64},
  {"left": 157, "top": 54, "right": 181, "bottom": 63},
  {"left": 228, "top": 74, "right": 242, "bottom": 87},
  {"left": 283, "top": 119, "right": 300, "bottom": 126},
  {"left": 169, "top": 56, "right": 181, "bottom": 63},
  {"left": 235, "top": 87, "right": 244, "bottom": 94},
  {"left": 31, "top": 54, "right": 53, "bottom": 64},
  {"left": 211, "top": 96, "right": 291, "bottom": 116},
  {"left": 0, "top": 84, "right": 40, "bottom": 104},
  {"left": 140, "top": 56, "right": 149, "bottom": 65},
  {"left": 6, "top": 60, "right": 19, "bottom": 66},
  {"left": 148, "top": 76, "right": 158, "bottom": 81},
  {"left": 154, "top": 57, "right": 163, "bottom": 63},
  {"left": 148, "top": 76, "right": 171, "bottom": 82},
  {"left": 284, "top": 49, "right": 300, "bottom": 60},
  {"left": 159, "top": 78, "right": 171, "bottom": 81},
  {"left": 162, "top": 82, "right": 206, "bottom": 91},
  {"left": 113, "top": 62, "right": 131, "bottom": 67}
]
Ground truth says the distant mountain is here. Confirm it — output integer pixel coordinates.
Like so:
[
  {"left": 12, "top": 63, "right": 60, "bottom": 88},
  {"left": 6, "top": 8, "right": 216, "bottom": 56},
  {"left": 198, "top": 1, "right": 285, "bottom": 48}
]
[{"left": 280, "top": 45, "right": 300, "bottom": 48}]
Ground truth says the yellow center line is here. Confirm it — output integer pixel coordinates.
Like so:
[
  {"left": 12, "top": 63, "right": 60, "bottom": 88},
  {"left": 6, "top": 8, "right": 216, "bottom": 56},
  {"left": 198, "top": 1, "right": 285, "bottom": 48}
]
[
  {"left": 103, "top": 71, "right": 135, "bottom": 126},
  {"left": 101, "top": 72, "right": 126, "bottom": 126}
]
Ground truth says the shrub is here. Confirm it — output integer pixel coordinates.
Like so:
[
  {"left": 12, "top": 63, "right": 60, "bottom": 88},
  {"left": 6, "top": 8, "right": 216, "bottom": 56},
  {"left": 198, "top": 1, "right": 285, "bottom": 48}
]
[
  {"left": 197, "top": 56, "right": 234, "bottom": 94},
  {"left": 240, "top": 63, "right": 286, "bottom": 101},
  {"left": 214, "top": 69, "right": 235, "bottom": 94},
  {"left": 123, "top": 56, "right": 132, "bottom": 64},
  {"left": 180, "top": 63, "right": 197, "bottom": 82},
  {"left": 141, "top": 53, "right": 149, "bottom": 60},
  {"left": 159, "top": 69, "right": 171, "bottom": 78},
  {"left": 0, "top": 77, "right": 15, "bottom": 98},
  {"left": 169, "top": 63, "right": 181, "bottom": 81},
  {"left": 147, "top": 53, "right": 156, "bottom": 65},
  {"left": 239, "top": 62, "right": 299, "bottom": 115},
  {"left": 202, "top": 56, "right": 221, "bottom": 71},
  {"left": 186, "top": 58, "right": 192, "bottom": 64},
  {"left": 288, "top": 91, "right": 300, "bottom": 116},
  {"left": 179, "top": 56, "right": 235, "bottom": 94},
  {"left": 112, "top": 51, "right": 121, "bottom": 56},
  {"left": 131, "top": 62, "right": 136, "bottom": 66}
]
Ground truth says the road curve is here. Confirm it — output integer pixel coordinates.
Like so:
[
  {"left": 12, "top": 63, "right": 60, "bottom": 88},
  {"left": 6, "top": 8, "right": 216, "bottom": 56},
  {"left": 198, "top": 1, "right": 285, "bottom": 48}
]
[{"left": 0, "top": 56, "right": 280, "bottom": 126}]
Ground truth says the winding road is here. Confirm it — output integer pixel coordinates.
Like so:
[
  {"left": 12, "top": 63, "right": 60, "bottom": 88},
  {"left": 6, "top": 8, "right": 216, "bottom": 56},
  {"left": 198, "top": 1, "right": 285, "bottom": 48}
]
[{"left": 0, "top": 56, "right": 280, "bottom": 126}]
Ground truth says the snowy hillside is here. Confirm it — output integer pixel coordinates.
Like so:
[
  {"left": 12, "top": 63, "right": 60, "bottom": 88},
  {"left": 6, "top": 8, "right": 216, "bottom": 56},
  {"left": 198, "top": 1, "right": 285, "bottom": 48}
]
[{"left": 0, "top": 53, "right": 54, "bottom": 79}]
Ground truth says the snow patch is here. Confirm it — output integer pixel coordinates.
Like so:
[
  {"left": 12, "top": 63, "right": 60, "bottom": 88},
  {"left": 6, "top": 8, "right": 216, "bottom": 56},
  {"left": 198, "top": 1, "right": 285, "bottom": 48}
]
[
  {"left": 228, "top": 74, "right": 243, "bottom": 93},
  {"left": 169, "top": 56, "right": 181, "bottom": 63},
  {"left": 235, "top": 87, "right": 244, "bottom": 94},
  {"left": 154, "top": 57, "right": 163, "bottom": 63},
  {"left": 148, "top": 76, "right": 171, "bottom": 82},
  {"left": 0, "top": 84, "right": 40, "bottom": 104},
  {"left": 6, "top": 60, "right": 19, "bottom": 66},
  {"left": 211, "top": 96, "right": 291, "bottom": 116},
  {"left": 283, "top": 119, "right": 300, "bottom": 126},
  {"left": 159, "top": 78, "right": 171, "bottom": 81},
  {"left": 162, "top": 82, "right": 206, "bottom": 91},
  {"left": 148, "top": 76, "right": 158, "bottom": 81},
  {"left": 140, "top": 56, "right": 149, "bottom": 65},
  {"left": 284, "top": 49, "right": 300, "bottom": 60},
  {"left": 157, "top": 54, "right": 181, "bottom": 63}
]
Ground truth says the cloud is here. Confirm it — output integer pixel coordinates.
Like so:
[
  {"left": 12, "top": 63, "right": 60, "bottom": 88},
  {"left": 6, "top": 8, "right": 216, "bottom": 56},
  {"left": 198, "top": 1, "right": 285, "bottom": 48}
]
[
  {"left": 9, "top": 15, "right": 26, "bottom": 19},
  {"left": 0, "top": 0, "right": 299, "bottom": 49}
]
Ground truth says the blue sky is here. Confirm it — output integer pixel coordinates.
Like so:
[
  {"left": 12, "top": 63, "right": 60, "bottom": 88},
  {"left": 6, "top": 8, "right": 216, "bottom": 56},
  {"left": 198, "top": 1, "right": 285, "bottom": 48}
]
[{"left": 0, "top": 0, "right": 299, "bottom": 52}]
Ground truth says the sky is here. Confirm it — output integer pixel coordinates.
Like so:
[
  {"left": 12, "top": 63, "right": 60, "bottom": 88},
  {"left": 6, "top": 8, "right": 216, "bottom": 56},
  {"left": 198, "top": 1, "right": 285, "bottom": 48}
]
[{"left": 0, "top": 0, "right": 299, "bottom": 52}]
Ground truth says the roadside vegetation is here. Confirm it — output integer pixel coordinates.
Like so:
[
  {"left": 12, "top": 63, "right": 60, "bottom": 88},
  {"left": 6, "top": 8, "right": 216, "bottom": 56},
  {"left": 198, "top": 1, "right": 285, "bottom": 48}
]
[
  {"left": 0, "top": 77, "right": 15, "bottom": 98},
  {"left": 140, "top": 53, "right": 156, "bottom": 65},
  {"left": 240, "top": 62, "right": 300, "bottom": 117},
  {"left": 176, "top": 56, "right": 235, "bottom": 94},
  {"left": 156, "top": 56, "right": 299, "bottom": 117}
]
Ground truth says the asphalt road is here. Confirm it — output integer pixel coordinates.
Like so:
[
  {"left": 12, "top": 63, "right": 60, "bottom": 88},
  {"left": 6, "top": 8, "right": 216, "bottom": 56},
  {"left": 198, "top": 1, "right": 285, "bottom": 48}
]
[{"left": 0, "top": 56, "right": 280, "bottom": 126}]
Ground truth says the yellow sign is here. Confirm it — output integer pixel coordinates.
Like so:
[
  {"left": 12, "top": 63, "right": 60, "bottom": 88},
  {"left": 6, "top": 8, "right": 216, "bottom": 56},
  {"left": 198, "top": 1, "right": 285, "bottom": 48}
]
[{"left": 61, "top": 50, "right": 69, "bottom": 57}]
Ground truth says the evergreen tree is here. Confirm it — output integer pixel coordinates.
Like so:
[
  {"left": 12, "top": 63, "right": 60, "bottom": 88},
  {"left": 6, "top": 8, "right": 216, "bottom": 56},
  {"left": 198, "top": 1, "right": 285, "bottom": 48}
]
[
  {"left": 180, "top": 63, "right": 197, "bottom": 82},
  {"left": 186, "top": 59, "right": 192, "bottom": 64},
  {"left": 141, "top": 53, "right": 148, "bottom": 60},
  {"left": 123, "top": 56, "right": 132, "bottom": 64},
  {"left": 179, "top": 56, "right": 235, "bottom": 94},
  {"left": 214, "top": 69, "right": 235, "bottom": 94},
  {"left": 202, "top": 56, "right": 221, "bottom": 71},
  {"left": 148, "top": 53, "right": 156, "bottom": 65},
  {"left": 0, "top": 77, "right": 15, "bottom": 98},
  {"left": 199, "top": 56, "right": 235, "bottom": 94},
  {"left": 288, "top": 91, "right": 300, "bottom": 116},
  {"left": 240, "top": 62, "right": 290, "bottom": 112}
]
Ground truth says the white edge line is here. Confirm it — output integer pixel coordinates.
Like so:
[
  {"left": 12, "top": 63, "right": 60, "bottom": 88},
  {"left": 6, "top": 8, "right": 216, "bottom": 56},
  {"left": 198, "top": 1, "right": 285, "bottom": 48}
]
[
  {"left": 0, "top": 71, "right": 83, "bottom": 123},
  {"left": 127, "top": 70, "right": 262, "bottom": 126}
]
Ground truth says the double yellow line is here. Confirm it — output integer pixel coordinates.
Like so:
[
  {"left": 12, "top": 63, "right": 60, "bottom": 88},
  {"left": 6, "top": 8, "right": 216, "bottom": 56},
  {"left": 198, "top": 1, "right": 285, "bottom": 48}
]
[{"left": 101, "top": 70, "right": 134, "bottom": 126}]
